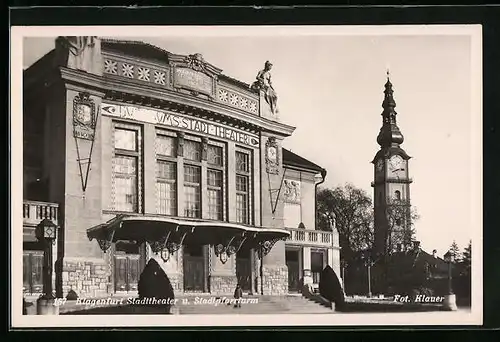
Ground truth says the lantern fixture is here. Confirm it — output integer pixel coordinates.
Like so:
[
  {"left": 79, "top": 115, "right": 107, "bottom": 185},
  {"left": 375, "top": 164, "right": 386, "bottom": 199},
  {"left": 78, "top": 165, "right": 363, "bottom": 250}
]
[{"left": 36, "top": 218, "right": 58, "bottom": 243}]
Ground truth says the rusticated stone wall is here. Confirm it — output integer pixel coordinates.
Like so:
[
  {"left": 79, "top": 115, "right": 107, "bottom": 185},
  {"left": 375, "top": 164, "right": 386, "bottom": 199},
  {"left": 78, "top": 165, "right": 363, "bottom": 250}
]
[
  {"left": 209, "top": 275, "right": 238, "bottom": 295},
  {"left": 262, "top": 265, "right": 288, "bottom": 295},
  {"left": 62, "top": 258, "right": 111, "bottom": 297},
  {"left": 168, "top": 273, "right": 183, "bottom": 294}
]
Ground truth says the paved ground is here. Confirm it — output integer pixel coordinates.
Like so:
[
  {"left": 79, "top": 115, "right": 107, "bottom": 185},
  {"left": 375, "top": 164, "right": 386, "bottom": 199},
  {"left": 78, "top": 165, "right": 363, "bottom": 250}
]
[{"left": 25, "top": 294, "right": 469, "bottom": 315}]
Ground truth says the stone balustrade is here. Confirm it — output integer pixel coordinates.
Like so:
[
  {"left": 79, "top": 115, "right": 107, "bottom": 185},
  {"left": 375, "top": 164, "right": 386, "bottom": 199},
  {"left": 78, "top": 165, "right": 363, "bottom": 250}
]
[
  {"left": 285, "top": 227, "right": 338, "bottom": 248},
  {"left": 23, "top": 200, "right": 59, "bottom": 227}
]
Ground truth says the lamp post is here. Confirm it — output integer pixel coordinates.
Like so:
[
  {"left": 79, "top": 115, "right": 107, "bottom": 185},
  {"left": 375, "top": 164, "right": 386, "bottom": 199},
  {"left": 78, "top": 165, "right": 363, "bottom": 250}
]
[
  {"left": 35, "top": 218, "right": 59, "bottom": 315},
  {"left": 363, "top": 254, "right": 374, "bottom": 298},
  {"left": 443, "top": 249, "right": 458, "bottom": 311},
  {"left": 340, "top": 260, "right": 347, "bottom": 294}
]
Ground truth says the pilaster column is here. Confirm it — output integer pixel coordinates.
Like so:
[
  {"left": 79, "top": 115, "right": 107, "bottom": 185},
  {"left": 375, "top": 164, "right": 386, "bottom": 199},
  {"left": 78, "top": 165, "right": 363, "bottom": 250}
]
[
  {"left": 176, "top": 132, "right": 185, "bottom": 217},
  {"left": 302, "top": 246, "right": 313, "bottom": 286},
  {"left": 143, "top": 125, "right": 157, "bottom": 214},
  {"left": 250, "top": 248, "right": 256, "bottom": 294}
]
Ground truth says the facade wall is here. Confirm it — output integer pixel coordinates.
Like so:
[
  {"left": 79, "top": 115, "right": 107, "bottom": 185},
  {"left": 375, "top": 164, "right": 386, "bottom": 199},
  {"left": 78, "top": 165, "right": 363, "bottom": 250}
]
[
  {"left": 23, "top": 39, "right": 341, "bottom": 299},
  {"left": 282, "top": 169, "right": 317, "bottom": 230},
  {"left": 59, "top": 88, "right": 110, "bottom": 297}
]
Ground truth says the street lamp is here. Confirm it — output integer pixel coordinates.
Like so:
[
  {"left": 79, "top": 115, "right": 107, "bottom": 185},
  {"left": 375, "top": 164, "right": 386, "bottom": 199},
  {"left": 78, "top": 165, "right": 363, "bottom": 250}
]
[
  {"left": 363, "top": 253, "right": 375, "bottom": 298},
  {"left": 340, "top": 259, "right": 347, "bottom": 294},
  {"left": 35, "top": 218, "right": 58, "bottom": 315},
  {"left": 443, "top": 249, "right": 458, "bottom": 311}
]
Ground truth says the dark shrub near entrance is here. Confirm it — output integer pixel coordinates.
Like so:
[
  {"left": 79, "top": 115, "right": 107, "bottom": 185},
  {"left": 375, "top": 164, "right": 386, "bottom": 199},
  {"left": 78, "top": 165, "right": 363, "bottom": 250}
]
[
  {"left": 319, "top": 265, "right": 345, "bottom": 311},
  {"left": 66, "top": 289, "right": 79, "bottom": 300},
  {"left": 138, "top": 258, "right": 175, "bottom": 312}
]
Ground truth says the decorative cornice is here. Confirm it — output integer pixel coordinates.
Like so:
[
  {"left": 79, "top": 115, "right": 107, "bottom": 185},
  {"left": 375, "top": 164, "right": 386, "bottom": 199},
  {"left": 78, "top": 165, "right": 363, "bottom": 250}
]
[
  {"left": 59, "top": 67, "right": 296, "bottom": 137},
  {"left": 371, "top": 147, "right": 411, "bottom": 164},
  {"left": 283, "top": 164, "right": 323, "bottom": 175},
  {"left": 371, "top": 178, "right": 413, "bottom": 187}
]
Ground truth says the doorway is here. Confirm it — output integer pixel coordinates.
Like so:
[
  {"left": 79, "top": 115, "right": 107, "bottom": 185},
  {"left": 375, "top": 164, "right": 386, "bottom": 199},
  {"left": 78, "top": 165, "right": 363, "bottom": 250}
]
[
  {"left": 311, "top": 250, "right": 326, "bottom": 285},
  {"left": 183, "top": 243, "right": 206, "bottom": 292},
  {"left": 286, "top": 249, "right": 300, "bottom": 292},
  {"left": 23, "top": 250, "right": 44, "bottom": 295},
  {"left": 114, "top": 241, "right": 141, "bottom": 293},
  {"left": 236, "top": 248, "right": 252, "bottom": 292}
]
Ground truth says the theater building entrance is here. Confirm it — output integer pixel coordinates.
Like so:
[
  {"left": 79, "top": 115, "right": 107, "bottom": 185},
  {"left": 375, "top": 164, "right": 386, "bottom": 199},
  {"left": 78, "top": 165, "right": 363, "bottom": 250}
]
[
  {"left": 286, "top": 249, "right": 301, "bottom": 293},
  {"left": 236, "top": 248, "right": 252, "bottom": 293},
  {"left": 183, "top": 243, "right": 208, "bottom": 293},
  {"left": 114, "top": 241, "right": 141, "bottom": 294}
]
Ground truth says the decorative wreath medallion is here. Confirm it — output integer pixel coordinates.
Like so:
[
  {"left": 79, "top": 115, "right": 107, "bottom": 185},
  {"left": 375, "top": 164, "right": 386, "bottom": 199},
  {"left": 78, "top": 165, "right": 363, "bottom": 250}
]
[
  {"left": 72, "top": 92, "right": 97, "bottom": 141},
  {"left": 265, "top": 137, "right": 280, "bottom": 175}
]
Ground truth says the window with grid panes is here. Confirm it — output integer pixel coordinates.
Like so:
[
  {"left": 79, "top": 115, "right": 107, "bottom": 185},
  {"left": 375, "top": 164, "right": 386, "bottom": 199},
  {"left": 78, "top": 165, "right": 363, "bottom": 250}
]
[
  {"left": 184, "top": 139, "right": 201, "bottom": 162},
  {"left": 156, "top": 134, "right": 177, "bottom": 215},
  {"left": 183, "top": 139, "right": 202, "bottom": 218},
  {"left": 184, "top": 164, "right": 201, "bottom": 218},
  {"left": 207, "top": 144, "right": 224, "bottom": 220},
  {"left": 235, "top": 150, "right": 251, "bottom": 224},
  {"left": 112, "top": 126, "right": 141, "bottom": 212}
]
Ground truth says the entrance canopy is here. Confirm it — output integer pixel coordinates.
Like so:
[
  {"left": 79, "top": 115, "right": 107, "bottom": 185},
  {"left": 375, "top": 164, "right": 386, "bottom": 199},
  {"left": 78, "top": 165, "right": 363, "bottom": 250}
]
[{"left": 87, "top": 214, "right": 289, "bottom": 260}]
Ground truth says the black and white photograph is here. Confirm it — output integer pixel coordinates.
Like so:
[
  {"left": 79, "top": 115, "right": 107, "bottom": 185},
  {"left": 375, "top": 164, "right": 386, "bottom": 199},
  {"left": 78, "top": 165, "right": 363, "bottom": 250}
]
[{"left": 11, "top": 25, "right": 482, "bottom": 327}]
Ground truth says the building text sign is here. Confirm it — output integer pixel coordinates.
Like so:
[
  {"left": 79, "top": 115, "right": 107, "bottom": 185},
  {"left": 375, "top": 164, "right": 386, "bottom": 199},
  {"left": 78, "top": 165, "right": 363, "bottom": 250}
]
[
  {"left": 174, "top": 67, "right": 213, "bottom": 96},
  {"left": 100, "top": 103, "right": 259, "bottom": 148}
]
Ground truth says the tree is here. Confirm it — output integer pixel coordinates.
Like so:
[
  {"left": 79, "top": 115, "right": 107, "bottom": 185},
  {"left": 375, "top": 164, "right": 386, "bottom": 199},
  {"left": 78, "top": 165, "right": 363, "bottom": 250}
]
[
  {"left": 460, "top": 240, "right": 471, "bottom": 277},
  {"left": 316, "top": 183, "right": 374, "bottom": 261},
  {"left": 384, "top": 198, "right": 419, "bottom": 255},
  {"left": 449, "top": 240, "right": 462, "bottom": 263}
]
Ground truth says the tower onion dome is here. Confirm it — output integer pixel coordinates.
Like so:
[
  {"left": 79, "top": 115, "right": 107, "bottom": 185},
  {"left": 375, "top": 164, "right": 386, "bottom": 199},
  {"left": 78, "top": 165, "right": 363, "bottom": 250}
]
[{"left": 377, "top": 73, "right": 405, "bottom": 148}]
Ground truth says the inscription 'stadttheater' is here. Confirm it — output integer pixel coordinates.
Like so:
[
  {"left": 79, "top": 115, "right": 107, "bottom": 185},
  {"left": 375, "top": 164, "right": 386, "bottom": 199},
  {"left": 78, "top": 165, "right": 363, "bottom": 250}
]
[{"left": 100, "top": 103, "right": 259, "bottom": 147}]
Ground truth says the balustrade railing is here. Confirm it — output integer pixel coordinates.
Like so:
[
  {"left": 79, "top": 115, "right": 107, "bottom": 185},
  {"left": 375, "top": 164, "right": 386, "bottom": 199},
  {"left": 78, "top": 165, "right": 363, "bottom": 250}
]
[
  {"left": 285, "top": 227, "right": 338, "bottom": 247},
  {"left": 23, "top": 200, "right": 59, "bottom": 226}
]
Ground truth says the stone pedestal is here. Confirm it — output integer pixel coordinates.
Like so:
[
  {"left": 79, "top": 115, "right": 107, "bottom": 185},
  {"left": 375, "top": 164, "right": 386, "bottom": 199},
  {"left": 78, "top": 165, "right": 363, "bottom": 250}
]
[
  {"left": 302, "top": 246, "right": 313, "bottom": 286},
  {"left": 36, "top": 297, "right": 60, "bottom": 315},
  {"left": 303, "top": 269, "right": 313, "bottom": 286},
  {"left": 258, "top": 90, "right": 280, "bottom": 122},
  {"left": 209, "top": 275, "right": 238, "bottom": 295},
  {"left": 443, "top": 294, "right": 458, "bottom": 311},
  {"left": 261, "top": 265, "right": 288, "bottom": 295}
]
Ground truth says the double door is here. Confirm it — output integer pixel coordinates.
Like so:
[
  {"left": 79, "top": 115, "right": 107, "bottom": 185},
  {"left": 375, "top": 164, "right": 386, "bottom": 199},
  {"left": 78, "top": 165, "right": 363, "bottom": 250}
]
[
  {"left": 114, "top": 254, "right": 140, "bottom": 293},
  {"left": 286, "top": 250, "right": 300, "bottom": 292},
  {"left": 23, "top": 250, "right": 44, "bottom": 294},
  {"left": 236, "top": 249, "right": 252, "bottom": 292},
  {"left": 183, "top": 244, "right": 207, "bottom": 292}
]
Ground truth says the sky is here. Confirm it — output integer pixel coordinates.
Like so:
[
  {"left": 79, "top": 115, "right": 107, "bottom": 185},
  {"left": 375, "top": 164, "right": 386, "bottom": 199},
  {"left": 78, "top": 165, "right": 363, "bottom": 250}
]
[{"left": 21, "top": 27, "right": 480, "bottom": 256}]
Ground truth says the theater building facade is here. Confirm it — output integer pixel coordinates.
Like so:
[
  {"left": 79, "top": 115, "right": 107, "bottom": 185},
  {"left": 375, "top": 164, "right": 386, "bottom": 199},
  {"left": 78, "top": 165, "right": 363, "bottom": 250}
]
[{"left": 22, "top": 37, "right": 340, "bottom": 298}]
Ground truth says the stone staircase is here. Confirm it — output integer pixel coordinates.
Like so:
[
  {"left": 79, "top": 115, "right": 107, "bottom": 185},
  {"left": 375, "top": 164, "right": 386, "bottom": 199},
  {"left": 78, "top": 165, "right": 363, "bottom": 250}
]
[{"left": 175, "top": 294, "right": 335, "bottom": 314}]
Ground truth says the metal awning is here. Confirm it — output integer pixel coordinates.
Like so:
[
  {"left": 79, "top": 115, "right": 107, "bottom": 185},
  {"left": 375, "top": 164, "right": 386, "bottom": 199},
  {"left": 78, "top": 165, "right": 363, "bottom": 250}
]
[{"left": 87, "top": 214, "right": 289, "bottom": 260}]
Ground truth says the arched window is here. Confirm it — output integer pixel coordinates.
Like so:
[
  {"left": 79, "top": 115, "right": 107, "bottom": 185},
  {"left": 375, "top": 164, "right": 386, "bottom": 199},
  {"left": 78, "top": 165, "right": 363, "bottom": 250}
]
[{"left": 394, "top": 190, "right": 401, "bottom": 200}]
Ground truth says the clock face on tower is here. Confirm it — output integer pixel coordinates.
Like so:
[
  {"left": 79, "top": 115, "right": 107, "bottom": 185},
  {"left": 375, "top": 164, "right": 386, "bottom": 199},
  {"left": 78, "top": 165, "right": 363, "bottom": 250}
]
[{"left": 388, "top": 155, "right": 404, "bottom": 173}]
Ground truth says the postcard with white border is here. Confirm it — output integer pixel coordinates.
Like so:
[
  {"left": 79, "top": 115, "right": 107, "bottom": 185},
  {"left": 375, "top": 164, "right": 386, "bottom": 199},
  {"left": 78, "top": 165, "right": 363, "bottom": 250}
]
[{"left": 11, "top": 25, "right": 482, "bottom": 328}]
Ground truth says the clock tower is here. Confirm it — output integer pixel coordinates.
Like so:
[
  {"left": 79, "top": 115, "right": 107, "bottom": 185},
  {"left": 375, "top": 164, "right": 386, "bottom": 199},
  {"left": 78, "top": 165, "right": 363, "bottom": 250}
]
[{"left": 372, "top": 73, "right": 413, "bottom": 257}]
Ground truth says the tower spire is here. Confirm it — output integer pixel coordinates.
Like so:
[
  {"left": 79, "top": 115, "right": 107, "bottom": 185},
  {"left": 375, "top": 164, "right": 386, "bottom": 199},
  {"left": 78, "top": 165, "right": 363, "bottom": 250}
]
[{"left": 376, "top": 72, "right": 404, "bottom": 148}]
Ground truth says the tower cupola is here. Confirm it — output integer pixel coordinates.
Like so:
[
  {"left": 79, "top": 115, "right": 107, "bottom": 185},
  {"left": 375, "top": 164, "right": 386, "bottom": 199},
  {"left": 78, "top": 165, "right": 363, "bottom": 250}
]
[{"left": 377, "top": 71, "right": 405, "bottom": 148}]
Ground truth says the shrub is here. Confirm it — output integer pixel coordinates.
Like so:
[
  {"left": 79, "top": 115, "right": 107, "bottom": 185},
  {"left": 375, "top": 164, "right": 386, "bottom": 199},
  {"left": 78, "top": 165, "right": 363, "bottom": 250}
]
[{"left": 319, "top": 265, "right": 345, "bottom": 310}]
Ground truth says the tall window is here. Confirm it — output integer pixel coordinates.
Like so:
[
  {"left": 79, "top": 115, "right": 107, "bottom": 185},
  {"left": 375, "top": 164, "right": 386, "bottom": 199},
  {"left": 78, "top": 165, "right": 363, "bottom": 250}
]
[
  {"left": 184, "top": 139, "right": 202, "bottom": 218},
  {"left": 112, "top": 125, "right": 141, "bottom": 212},
  {"left": 235, "top": 150, "right": 251, "bottom": 224},
  {"left": 207, "top": 144, "right": 224, "bottom": 220},
  {"left": 156, "top": 133, "right": 177, "bottom": 215}
]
